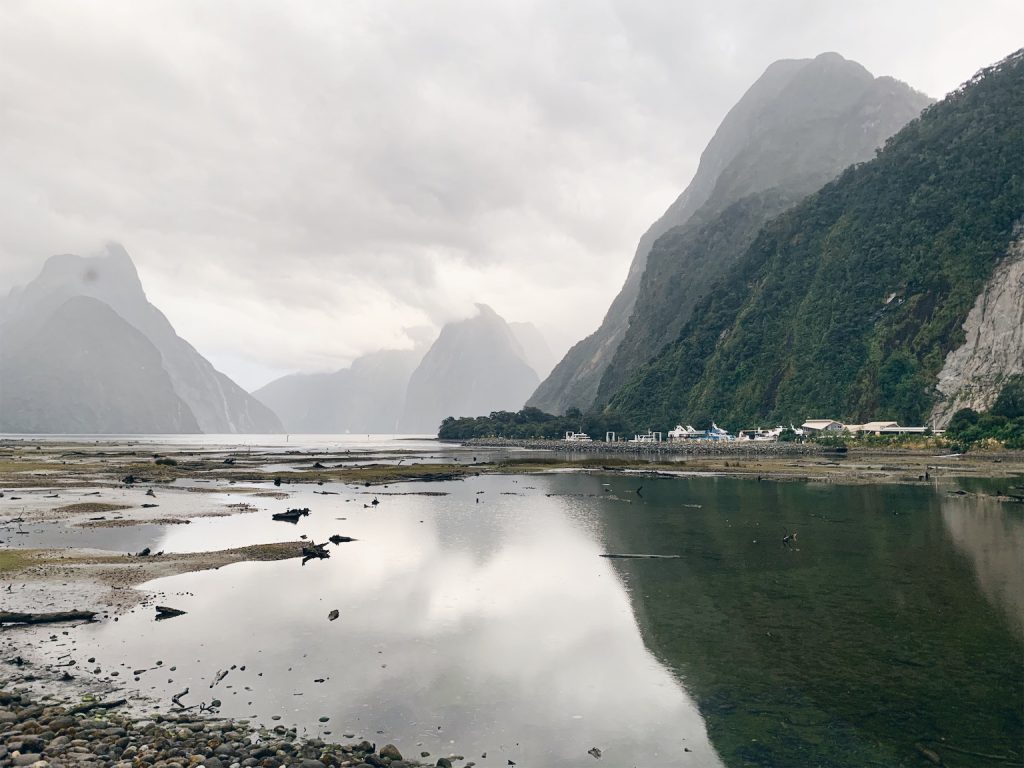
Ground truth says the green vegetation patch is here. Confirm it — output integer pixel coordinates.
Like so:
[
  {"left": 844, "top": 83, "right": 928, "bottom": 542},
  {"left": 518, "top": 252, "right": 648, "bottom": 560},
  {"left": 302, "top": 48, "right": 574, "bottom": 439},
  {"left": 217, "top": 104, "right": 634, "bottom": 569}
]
[{"left": 0, "top": 550, "right": 30, "bottom": 574}]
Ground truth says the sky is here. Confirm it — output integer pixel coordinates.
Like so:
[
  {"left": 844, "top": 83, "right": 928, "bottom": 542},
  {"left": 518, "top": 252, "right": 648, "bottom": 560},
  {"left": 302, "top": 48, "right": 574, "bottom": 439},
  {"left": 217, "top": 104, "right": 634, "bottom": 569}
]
[{"left": 1, "top": 1, "right": 1021, "bottom": 390}]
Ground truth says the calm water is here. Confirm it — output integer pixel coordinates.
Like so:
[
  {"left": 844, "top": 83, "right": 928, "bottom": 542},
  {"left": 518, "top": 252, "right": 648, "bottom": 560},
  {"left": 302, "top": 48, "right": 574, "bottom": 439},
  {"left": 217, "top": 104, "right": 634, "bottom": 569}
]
[{"left": 39, "top": 470, "right": 1024, "bottom": 767}]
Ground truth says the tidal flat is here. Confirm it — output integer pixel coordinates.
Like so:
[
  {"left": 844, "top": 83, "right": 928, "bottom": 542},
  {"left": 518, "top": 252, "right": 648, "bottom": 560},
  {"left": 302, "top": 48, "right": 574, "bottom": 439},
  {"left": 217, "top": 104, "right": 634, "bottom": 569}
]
[{"left": 0, "top": 436, "right": 1021, "bottom": 767}]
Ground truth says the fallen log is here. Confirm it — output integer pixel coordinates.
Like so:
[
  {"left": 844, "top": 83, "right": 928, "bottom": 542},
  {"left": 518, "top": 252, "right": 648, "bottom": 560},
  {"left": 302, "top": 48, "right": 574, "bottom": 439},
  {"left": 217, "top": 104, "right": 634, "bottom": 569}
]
[
  {"left": 301, "top": 542, "right": 330, "bottom": 564},
  {"left": 600, "top": 553, "right": 682, "bottom": 560},
  {"left": 0, "top": 611, "right": 97, "bottom": 625},
  {"left": 272, "top": 508, "right": 310, "bottom": 523}
]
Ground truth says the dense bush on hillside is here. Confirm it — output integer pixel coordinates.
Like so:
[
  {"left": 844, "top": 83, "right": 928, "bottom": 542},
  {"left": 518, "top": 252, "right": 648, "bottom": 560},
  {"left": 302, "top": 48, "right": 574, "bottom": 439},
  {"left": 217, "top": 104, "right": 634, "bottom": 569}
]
[
  {"left": 438, "top": 407, "right": 635, "bottom": 441},
  {"left": 946, "top": 376, "right": 1024, "bottom": 450},
  {"left": 607, "top": 50, "right": 1024, "bottom": 429}
]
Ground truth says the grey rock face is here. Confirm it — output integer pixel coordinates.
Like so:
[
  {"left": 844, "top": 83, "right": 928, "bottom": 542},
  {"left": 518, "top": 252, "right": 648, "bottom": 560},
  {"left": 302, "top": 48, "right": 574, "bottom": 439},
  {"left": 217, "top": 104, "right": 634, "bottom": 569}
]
[
  {"left": 529, "top": 52, "right": 931, "bottom": 414},
  {"left": 931, "top": 229, "right": 1024, "bottom": 427},
  {"left": 0, "top": 296, "right": 200, "bottom": 433},
  {"left": 254, "top": 348, "right": 422, "bottom": 433},
  {"left": 400, "top": 305, "right": 539, "bottom": 434},
  {"left": 0, "top": 244, "right": 281, "bottom": 433},
  {"left": 508, "top": 322, "right": 556, "bottom": 380}
]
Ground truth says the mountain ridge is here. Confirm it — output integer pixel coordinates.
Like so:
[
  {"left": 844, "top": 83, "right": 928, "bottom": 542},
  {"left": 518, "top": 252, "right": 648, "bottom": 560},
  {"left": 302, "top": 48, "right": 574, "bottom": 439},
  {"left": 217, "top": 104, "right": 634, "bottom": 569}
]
[
  {"left": 606, "top": 49, "right": 1024, "bottom": 428},
  {"left": 529, "top": 52, "right": 931, "bottom": 414}
]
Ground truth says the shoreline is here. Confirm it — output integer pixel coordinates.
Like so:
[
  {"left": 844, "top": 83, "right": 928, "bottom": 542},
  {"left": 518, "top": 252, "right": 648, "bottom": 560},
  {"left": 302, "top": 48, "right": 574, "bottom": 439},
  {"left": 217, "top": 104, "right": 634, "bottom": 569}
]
[
  {"left": 2, "top": 437, "right": 1022, "bottom": 767},
  {"left": 0, "top": 684, "right": 427, "bottom": 768}
]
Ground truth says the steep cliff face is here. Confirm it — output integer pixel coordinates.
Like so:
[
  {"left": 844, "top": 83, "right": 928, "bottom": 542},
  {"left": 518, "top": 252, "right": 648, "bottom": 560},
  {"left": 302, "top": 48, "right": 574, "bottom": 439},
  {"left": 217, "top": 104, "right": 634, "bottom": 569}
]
[
  {"left": 608, "top": 49, "right": 1024, "bottom": 429},
  {"left": 1, "top": 245, "right": 282, "bottom": 433},
  {"left": 400, "top": 305, "right": 539, "bottom": 434},
  {"left": 932, "top": 230, "right": 1024, "bottom": 427},
  {"left": 254, "top": 348, "right": 422, "bottom": 434},
  {"left": 0, "top": 296, "right": 200, "bottom": 433},
  {"left": 529, "top": 53, "right": 930, "bottom": 414},
  {"left": 508, "top": 322, "right": 557, "bottom": 380}
]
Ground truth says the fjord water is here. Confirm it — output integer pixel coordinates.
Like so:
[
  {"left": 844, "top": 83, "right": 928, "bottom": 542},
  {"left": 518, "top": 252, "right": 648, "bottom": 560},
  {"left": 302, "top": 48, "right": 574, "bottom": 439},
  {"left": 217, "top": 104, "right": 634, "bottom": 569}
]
[{"left": 73, "top": 471, "right": 1022, "bottom": 767}]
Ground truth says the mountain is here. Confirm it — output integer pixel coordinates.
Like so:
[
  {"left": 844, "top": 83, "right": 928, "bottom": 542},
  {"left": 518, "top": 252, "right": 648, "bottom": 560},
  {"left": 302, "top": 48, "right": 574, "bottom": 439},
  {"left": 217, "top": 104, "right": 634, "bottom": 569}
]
[
  {"left": 0, "top": 296, "right": 200, "bottom": 433},
  {"left": 607, "top": 49, "right": 1024, "bottom": 429},
  {"left": 0, "top": 245, "right": 282, "bottom": 433},
  {"left": 528, "top": 52, "right": 932, "bottom": 414},
  {"left": 400, "top": 305, "right": 540, "bottom": 434},
  {"left": 253, "top": 348, "right": 423, "bottom": 434},
  {"left": 508, "top": 322, "right": 557, "bottom": 380}
]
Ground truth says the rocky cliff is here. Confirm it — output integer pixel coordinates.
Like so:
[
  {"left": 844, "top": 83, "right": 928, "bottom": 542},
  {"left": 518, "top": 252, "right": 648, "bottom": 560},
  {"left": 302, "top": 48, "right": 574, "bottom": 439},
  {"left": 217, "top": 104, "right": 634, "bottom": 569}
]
[
  {"left": 932, "top": 228, "right": 1024, "bottom": 427},
  {"left": 607, "top": 49, "right": 1024, "bottom": 429},
  {"left": 529, "top": 53, "right": 931, "bottom": 414},
  {"left": 400, "top": 305, "right": 539, "bottom": 434},
  {"left": 254, "top": 348, "right": 422, "bottom": 434}
]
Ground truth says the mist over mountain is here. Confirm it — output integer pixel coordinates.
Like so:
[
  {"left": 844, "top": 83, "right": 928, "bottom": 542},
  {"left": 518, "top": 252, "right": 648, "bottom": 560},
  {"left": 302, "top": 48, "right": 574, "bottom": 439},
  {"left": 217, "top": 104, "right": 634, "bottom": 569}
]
[
  {"left": 607, "top": 49, "right": 1024, "bottom": 429},
  {"left": 253, "top": 348, "right": 423, "bottom": 434},
  {"left": 399, "top": 305, "right": 540, "bottom": 434},
  {"left": 0, "top": 296, "right": 200, "bottom": 433},
  {"left": 0, "top": 245, "right": 281, "bottom": 433},
  {"left": 529, "top": 52, "right": 931, "bottom": 415},
  {"left": 509, "top": 322, "right": 557, "bottom": 380}
]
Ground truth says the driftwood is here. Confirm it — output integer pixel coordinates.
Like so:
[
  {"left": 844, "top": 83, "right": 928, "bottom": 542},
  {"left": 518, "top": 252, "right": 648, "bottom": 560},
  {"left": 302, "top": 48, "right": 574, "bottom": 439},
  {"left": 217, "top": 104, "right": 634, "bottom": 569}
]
[
  {"left": 66, "top": 698, "right": 127, "bottom": 715},
  {"left": 329, "top": 535, "right": 356, "bottom": 544},
  {"left": 301, "top": 542, "right": 330, "bottom": 564},
  {"left": 600, "top": 553, "right": 682, "bottom": 560},
  {"left": 272, "top": 508, "right": 310, "bottom": 523},
  {"left": 0, "top": 610, "right": 96, "bottom": 625},
  {"left": 155, "top": 606, "right": 187, "bottom": 620}
]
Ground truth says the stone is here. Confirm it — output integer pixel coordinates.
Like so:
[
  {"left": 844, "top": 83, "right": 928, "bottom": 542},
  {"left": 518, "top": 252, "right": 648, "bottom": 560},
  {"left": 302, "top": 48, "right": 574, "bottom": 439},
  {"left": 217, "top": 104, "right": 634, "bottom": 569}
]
[
  {"left": 436, "top": 759, "right": 452, "bottom": 768},
  {"left": 12, "top": 754, "right": 42, "bottom": 766},
  {"left": 379, "top": 745, "right": 402, "bottom": 761}
]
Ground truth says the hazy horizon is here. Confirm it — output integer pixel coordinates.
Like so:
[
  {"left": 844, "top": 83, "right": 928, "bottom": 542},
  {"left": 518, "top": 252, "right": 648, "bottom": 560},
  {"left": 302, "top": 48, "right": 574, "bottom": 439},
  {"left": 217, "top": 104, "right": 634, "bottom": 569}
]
[{"left": 2, "top": 1, "right": 1022, "bottom": 390}]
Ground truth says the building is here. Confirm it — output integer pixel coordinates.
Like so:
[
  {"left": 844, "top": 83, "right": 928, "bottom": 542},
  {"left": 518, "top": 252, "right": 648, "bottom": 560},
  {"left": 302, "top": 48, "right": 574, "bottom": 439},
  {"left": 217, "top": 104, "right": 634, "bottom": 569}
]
[
  {"left": 845, "top": 421, "right": 898, "bottom": 435},
  {"left": 801, "top": 419, "right": 844, "bottom": 433}
]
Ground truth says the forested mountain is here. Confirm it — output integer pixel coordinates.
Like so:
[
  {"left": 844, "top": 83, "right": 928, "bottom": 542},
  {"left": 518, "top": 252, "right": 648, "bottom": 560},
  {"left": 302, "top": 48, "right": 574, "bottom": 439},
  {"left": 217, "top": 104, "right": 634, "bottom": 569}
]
[
  {"left": 400, "top": 305, "right": 539, "bottom": 433},
  {"left": 0, "top": 245, "right": 281, "bottom": 433},
  {"left": 529, "top": 53, "right": 931, "bottom": 415},
  {"left": 253, "top": 348, "right": 422, "bottom": 434},
  {"left": 607, "top": 50, "right": 1024, "bottom": 429}
]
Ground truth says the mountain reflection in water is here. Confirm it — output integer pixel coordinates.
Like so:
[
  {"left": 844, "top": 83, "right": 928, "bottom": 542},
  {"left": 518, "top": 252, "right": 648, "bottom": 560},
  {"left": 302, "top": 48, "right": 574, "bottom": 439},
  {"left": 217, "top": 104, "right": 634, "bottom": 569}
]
[
  {"left": 69, "top": 471, "right": 1022, "bottom": 768},
  {"left": 77, "top": 474, "right": 722, "bottom": 768}
]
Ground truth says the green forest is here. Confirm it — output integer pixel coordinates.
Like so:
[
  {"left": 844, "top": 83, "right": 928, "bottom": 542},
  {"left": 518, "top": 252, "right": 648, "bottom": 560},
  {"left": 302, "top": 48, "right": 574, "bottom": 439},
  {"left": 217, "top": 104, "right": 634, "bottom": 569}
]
[{"left": 606, "top": 50, "right": 1024, "bottom": 430}]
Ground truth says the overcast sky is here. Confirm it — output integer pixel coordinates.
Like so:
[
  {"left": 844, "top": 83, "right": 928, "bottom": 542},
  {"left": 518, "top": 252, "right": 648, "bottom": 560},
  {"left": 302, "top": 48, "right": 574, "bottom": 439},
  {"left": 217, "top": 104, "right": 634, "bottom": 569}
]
[{"left": 1, "top": 1, "right": 1021, "bottom": 390}]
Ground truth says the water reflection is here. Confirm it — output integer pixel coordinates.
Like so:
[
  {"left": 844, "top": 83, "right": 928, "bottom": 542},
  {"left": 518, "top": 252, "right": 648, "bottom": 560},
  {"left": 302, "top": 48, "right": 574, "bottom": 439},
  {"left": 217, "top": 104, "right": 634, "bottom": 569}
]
[
  {"left": 941, "top": 493, "right": 1024, "bottom": 638},
  {"left": 75, "top": 475, "right": 723, "bottom": 768},
  {"left": 598, "top": 475, "right": 1024, "bottom": 767}
]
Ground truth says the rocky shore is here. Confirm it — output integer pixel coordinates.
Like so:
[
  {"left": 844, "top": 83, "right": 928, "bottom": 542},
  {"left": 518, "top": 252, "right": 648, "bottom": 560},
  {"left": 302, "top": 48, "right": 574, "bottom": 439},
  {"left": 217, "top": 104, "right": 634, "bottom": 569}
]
[
  {"left": 0, "top": 687, "right": 431, "bottom": 768},
  {"left": 467, "top": 436, "right": 829, "bottom": 456}
]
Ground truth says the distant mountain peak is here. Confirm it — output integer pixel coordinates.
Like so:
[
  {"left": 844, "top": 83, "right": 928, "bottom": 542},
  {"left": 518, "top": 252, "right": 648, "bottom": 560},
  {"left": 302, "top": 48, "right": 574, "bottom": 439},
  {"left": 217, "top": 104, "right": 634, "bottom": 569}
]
[
  {"left": 1, "top": 245, "right": 281, "bottom": 434},
  {"left": 528, "top": 51, "right": 932, "bottom": 415}
]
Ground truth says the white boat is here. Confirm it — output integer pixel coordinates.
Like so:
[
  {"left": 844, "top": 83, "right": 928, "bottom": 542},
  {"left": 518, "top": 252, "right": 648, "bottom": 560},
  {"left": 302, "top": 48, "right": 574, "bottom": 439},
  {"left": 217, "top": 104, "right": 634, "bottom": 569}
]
[
  {"left": 563, "top": 431, "right": 593, "bottom": 442},
  {"left": 629, "top": 431, "right": 662, "bottom": 443},
  {"left": 668, "top": 424, "right": 704, "bottom": 440}
]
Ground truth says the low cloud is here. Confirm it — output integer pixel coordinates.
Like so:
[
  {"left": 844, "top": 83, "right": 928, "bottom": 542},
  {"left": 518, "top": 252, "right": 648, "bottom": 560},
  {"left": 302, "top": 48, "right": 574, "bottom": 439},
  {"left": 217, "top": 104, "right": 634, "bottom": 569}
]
[{"left": 1, "top": 0, "right": 1019, "bottom": 388}]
